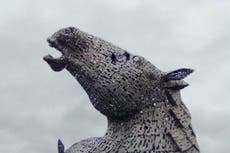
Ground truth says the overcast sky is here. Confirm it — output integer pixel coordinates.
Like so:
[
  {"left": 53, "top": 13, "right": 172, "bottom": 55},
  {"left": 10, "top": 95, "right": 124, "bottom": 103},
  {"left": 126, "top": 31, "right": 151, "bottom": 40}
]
[{"left": 0, "top": 0, "right": 230, "bottom": 153}]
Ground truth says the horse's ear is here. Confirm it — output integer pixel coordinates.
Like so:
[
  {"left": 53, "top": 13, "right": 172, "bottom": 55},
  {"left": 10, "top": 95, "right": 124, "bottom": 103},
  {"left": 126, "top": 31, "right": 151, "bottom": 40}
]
[
  {"left": 163, "top": 80, "right": 189, "bottom": 90},
  {"left": 162, "top": 68, "right": 194, "bottom": 90},
  {"left": 58, "top": 139, "right": 65, "bottom": 153},
  {"left": 162, "top": 68, "right": 194, "bottom": 81}
]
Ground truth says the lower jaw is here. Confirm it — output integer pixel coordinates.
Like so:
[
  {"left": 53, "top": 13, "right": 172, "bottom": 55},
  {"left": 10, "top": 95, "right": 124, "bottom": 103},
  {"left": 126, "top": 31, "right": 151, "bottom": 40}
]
[{"left": 43, "top": 54, "right": 68, "bottom": 72}]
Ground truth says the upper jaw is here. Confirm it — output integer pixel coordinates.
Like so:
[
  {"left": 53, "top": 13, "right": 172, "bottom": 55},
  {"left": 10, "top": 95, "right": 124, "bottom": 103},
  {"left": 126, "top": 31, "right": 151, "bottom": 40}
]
[
  {"left": 47, "top": 37, "right": 64, "bottom": 53},
  {"left": 43, "top": 37, "right": 68, "bottom": 72}
]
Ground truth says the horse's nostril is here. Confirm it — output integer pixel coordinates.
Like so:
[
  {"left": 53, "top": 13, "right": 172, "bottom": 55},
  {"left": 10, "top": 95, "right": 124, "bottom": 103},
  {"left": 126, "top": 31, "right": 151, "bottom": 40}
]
[
  {"left": 48, "top": 36, "right": 57, "bottom": 43},
  {"left": 47, "top": 37, "right": 56, "bottom": 47},
  {"left": 47, "top": 37, "right": 52, "bottom": 43}
]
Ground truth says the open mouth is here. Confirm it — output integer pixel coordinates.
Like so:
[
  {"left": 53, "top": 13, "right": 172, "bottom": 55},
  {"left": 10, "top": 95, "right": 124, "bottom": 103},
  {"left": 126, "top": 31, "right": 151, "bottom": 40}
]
[{"left": 43, "top": 38, "right": 68, "bottom": 72}]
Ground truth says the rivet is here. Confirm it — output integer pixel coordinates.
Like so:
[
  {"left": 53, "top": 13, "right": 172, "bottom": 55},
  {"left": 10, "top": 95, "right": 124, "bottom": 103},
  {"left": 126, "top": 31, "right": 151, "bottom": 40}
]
[{"left": 151, "top": 99, "right": 157, "bottom": 107}]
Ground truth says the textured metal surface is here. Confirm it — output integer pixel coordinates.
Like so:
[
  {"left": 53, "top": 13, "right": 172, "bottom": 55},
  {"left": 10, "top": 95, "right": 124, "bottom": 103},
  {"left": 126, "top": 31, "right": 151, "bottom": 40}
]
[{"left": 43, "top": 27, "right": 200, "bottom": 153}]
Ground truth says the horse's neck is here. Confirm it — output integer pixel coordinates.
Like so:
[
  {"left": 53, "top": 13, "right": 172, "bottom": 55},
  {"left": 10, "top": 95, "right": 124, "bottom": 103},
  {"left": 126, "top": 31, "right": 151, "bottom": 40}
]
[
  {"left": 104, "top": 101, "right": 179, "bottom": 151},
  {"left": 103, "top": 91, "right": 200, "bottom": 152},
  {"left": 105, "top": 103, "right": 167, "bottom": 138}
]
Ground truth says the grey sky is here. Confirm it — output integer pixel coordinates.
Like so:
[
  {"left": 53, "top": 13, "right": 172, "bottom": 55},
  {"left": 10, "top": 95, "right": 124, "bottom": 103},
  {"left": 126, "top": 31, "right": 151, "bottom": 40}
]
[{"left": 0, "top": 0, "right": 230, "bottom": 153}]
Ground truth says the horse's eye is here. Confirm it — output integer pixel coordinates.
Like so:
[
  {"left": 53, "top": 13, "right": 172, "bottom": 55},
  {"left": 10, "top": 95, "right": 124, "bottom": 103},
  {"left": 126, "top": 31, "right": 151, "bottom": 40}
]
[{"left": 111, "top": 52, "right": 130, "bottom": 64}]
